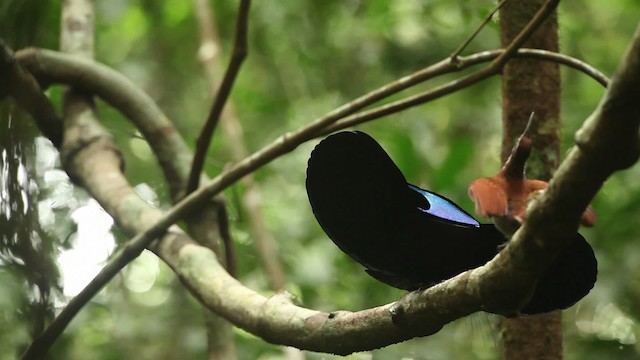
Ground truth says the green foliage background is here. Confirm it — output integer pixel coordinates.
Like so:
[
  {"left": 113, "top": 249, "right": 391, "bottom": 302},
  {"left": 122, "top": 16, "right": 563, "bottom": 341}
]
[{"left": 1, "top": 0, "right": 639, "bottom": 359}]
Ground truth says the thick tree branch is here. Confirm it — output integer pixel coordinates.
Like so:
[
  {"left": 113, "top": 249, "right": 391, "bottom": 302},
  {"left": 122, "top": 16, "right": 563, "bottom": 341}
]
[{"left": 186, "top": 0, "right": 252, "bottom": 194}]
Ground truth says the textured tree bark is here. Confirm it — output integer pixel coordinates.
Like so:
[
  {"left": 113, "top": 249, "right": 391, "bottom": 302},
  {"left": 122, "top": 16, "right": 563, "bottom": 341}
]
[{"left": 499, "top": 1, "right": 563, "bottom": 359}]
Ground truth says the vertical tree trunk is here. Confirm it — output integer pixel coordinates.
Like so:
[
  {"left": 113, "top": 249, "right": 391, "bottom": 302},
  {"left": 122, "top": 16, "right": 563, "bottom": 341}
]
[{"left": 499, "top": 1, "right": 562, "bottom": 359}]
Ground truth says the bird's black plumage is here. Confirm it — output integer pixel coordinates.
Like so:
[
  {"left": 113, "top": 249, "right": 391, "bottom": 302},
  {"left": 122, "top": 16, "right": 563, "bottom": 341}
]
[{"left": 306, "top": 131, "right": 597, "bottom": 315}]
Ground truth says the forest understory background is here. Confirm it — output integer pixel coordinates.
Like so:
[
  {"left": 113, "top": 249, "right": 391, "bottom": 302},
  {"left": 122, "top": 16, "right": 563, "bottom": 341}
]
[{"left": 1, "top": 1, "right": 640, "bottom": 359}]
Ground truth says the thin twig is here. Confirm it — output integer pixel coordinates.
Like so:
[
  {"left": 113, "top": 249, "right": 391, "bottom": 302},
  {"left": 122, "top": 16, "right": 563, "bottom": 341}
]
[
  {"left": 186, "top": 0, "right": 252, "bottom": 194},
  {"left": 450, "top": 0, "right": 509, "bottom": 60},
  {"left": 327, "top": 0, "right": 562, "bottom": 133},
  {"left": 192, "top": 0, "right": 241, "bottom": 277},
  {"left": 193, "top": 0, "right": 287, "bottom": 290},
  {"left": 515, "top": 48, "right": 608, "bottom": 86},
  {"left": 491, "top": 0, "right": 559, "bottom": 70},
  {"left": 325, "top": 48, "right": 608, "bottom": 133}
]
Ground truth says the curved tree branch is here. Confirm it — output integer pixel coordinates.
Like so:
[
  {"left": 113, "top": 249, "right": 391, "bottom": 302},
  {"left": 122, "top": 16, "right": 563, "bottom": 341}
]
[
  {"left": 326, "top": 48, "right": 609, "bottom": 133},
  {"left": 450, "top": 0, "right": 508, "bottom": 59},
  {"left": 14, "top": 48, "right": 193, "bottom": 199}
]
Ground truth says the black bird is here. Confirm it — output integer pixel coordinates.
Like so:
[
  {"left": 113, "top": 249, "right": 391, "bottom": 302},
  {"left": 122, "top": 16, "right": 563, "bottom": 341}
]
[{"left": 305, "top": 130, "right": 597, "bottom": 315}]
